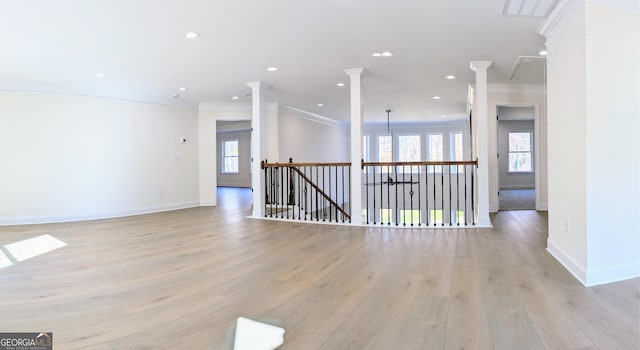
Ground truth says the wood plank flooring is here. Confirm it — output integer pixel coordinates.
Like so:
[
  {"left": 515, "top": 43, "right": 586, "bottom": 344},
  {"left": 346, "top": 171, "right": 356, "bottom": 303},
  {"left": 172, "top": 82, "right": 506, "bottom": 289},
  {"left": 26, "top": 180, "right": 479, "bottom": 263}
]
[{"left": 0, "top": 187, "right": 638, "bottom": 349}]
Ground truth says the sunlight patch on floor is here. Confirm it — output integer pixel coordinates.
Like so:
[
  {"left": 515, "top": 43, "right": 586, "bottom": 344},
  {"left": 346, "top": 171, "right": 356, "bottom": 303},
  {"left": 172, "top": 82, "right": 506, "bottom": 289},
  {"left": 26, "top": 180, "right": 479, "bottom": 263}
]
[
  {"left": 4, "top": 234, "right": 67, "bottom": 262},
  {"left": 0, "top": 250, "right": 12, "bottom": 268},
  {"left": 234, "top": 317, "right": 285, "bottom": 350}
]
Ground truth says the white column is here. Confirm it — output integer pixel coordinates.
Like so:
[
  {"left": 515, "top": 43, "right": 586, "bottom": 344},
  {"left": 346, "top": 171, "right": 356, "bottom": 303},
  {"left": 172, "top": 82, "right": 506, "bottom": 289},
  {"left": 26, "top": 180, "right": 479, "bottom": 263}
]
[
  {"left": 470, "top": 61, "right": 492, "bottom": 227},
  {"left": 345, "top": 68, "right": 364, "bottom": 225},
  {"left": 247, "top": 81, "right": 266, "bottom": 218}
]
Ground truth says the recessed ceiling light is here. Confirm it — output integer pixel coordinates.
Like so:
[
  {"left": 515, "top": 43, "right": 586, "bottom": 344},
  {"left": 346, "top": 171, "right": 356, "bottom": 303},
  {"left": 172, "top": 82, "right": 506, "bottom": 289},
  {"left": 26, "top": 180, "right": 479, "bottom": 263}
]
[
  {"left": 317, "top": 103, "right": 323, "bottom": 107},
  {"left": 336, "top": 83, "right": 345, "bottom": 87},
  {"left": 267, "top": 67, "right": 278, "bottom": 72},
  {"left": 184, "top": 32, "right": 200, "bottom": 39},
  {"left": 441, "top": 115, "right": 448, "bottom": 118},
  {"left": 381, "top": 51, "right": 393, "bottom": 57},
  {"left": 372, "top": 52, "right": 382, "bottom": 57},
  {"left": 172, "top": 94, "right": 180, "bottom": 98},
  {"left": 539, "top": 50, "right": 548, "bottom": 56},
  {"left": 432, "top": 96, "right": 441, "bottom": 100},
  {"left": 178, "top": 87, "right": 187, "bottom": 92},
  {"left": 96, "top": 73, "right": 105, "bottom": 78},
  {"left": 446, "top": 75, "right": 456, "bottom": 80},
  {"left": 232, "top": 96, "right": 239, "bottom": 100}
]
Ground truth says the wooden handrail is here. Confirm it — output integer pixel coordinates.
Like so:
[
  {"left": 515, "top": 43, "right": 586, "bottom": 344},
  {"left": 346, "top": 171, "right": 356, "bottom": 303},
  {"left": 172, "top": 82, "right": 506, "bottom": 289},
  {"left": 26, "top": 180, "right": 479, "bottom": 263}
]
[
  {"left": 262, "top": 161, "right": 351, "bottom": 168},
  {"left": 362, "top": 159, "right": 478, "bottom": 168},
  {"left": 289, "top": 166, "right": 351, "bottom": 221}
]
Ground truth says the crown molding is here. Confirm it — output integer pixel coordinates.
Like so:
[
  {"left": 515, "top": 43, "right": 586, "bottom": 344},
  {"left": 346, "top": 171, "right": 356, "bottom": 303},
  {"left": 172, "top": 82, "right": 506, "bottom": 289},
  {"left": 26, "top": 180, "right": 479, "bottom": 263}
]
[
  {"left": 280, "top": 105, "right": 344, "bottom": 127},
  {"left": 538, "top": 0, "right": 579, "bottom": 38}
]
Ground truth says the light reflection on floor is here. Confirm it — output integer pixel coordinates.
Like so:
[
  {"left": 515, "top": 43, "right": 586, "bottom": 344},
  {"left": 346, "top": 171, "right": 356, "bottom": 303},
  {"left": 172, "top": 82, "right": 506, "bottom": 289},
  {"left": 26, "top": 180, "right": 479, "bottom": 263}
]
[
  {"left": 0, "top": 250, "right": 12, "bottom": 268},
  {"left": 1, "top": 234, "right": 67, "bottom": 268}
]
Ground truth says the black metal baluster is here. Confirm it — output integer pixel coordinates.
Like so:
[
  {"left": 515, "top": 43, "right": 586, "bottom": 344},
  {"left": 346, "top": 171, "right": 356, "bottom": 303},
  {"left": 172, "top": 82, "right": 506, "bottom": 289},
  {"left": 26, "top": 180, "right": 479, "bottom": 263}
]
[
  {"left": 387, "top": 165, "right": 391, "bottom": 225},
  {"left": 322, "top": 166, "right": 326, "bottom": 222},
  {"left": 471, "top": 164, "right": 475, "bottom": 225},
  {"left": 400, "top": 166, "right": 404, "bottom": 226},
  {"left": 348, "top": 164, "right": 351, "bottom": 223},
  {"left": 432, "top": 165, "right": 436, "bottom": 226},
  {"left": 263, "top": 162, "right": 267, "bottom": 218},
  {"left": 373, "top": 166, "right": 377, "bottom": 224},
  {"left": 441, "top": 164, "right": 444, "bottom": 226},
  {"left": 366, "top": 164, "right": 369, "bottom": 224},
  {"left": 426, "top": 165, "right": 429, "bottom": 226},
  {"left": 448, "top": 164, "right": 452, "bottom": 226},
  {"left": 464, "top": 164, "right": 468, "bottom": 225},
  {"left": 409, "top": 171, "right": 414, "bottom": 227},
  {"left": 457, "top": 163, "right": 460, "bottom": 226},
  {"left": 269, "top": 166, "right": 273, "bottom": 218},
  {"left": 418, "top": 166, "right": 421, "bottom": 226}
]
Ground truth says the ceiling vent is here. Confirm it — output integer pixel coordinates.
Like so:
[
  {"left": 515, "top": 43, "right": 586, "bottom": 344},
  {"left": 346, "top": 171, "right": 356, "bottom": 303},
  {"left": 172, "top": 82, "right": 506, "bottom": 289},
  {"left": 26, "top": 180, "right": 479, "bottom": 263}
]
[{"left": 503, "top": 0, "right": 558, "bottom": 17}]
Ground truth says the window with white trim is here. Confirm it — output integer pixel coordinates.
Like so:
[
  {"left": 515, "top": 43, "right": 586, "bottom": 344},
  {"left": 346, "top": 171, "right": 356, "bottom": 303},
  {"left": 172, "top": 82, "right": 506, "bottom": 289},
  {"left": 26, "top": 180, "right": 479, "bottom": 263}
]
[
  {"left": 398, "top": 135, "right": 420, "bottom": 173},
  {"left": 508, "top": 132, "right": 533, "bottom": 172},
  {"left": 451, "top": 131, "right": 464, "bottom": 173},
  {"left": 222, "top": 140, "right": 239, "bottom": 173},
  {"left": 428, "top": 134, "right": 443, "bottom": 173}
]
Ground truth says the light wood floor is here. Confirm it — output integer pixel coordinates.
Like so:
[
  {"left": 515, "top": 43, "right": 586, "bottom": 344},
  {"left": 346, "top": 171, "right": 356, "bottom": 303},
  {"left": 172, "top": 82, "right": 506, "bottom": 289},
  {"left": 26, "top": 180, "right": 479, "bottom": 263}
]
[{"left": 0, "top": 187, "right": 638, "bottom": 349}]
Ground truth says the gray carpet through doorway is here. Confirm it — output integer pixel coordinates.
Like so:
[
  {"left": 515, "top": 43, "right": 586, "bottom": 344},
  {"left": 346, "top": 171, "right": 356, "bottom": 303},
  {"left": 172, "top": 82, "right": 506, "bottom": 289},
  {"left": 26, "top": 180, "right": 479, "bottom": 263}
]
[{"left": 499, "top": 189, "right": 535, "bottom": 210}]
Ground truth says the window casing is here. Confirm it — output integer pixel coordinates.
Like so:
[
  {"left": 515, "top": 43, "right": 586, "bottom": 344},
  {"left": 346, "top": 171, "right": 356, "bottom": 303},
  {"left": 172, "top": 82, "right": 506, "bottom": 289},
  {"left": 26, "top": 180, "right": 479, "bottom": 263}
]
[
  {"left": 222, "top": 140, "right": 239, "bottom": 173},
  {"left": 508, "top": 132, "right": 533, "bottom": 172}
]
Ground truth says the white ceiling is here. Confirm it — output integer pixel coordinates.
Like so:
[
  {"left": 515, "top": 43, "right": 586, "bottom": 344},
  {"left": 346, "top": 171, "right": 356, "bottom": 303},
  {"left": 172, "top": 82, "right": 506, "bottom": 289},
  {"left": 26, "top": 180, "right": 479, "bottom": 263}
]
[{"left": 0, "top": 0, "right": 550, "bottom": 122}]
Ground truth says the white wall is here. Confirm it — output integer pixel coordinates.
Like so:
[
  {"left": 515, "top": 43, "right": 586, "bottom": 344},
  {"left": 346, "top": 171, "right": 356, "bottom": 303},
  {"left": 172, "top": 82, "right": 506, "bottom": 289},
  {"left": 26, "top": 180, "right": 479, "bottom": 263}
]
[
  {"left": 543, "top": 0, "right": 639, "bottom": 285},
  {"left": 0, "top": 92, "right": 199, "bottom": 224},
  {"left": 487, "top": 84, "right": 548, "bottom": 211},
  {"left": 583, "top": 1, "right": 639, "bottom": 282},
  {"left": 278, "top": 107, "right": 348, "bottom": 162}
]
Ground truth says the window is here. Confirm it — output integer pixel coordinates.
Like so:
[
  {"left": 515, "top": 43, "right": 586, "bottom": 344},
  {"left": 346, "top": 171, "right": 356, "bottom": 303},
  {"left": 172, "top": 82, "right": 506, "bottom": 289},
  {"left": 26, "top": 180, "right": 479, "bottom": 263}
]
[
  {"left": 378, "top": 135, "right": 392, "bottom": 162},
  {"left": 363, "top": 136, "right": 370, "bottom": 162},
  {"left": 428, "top": 134, "right": 443, "bottom": 172},
  {"left": 508, "top": 132, "right": 533, "bottom": 172},
  {"left": 451, "top": 132, "right": 464, "bottom": 173},
  {"left": 222, "top": 140, "right": 239, "bottom": 173},
  {"left": 378, "top": 135, "right": 392, "bottom": 173},
  {"left": 398, "top": 135, "right": 420, "bottom": 173}
]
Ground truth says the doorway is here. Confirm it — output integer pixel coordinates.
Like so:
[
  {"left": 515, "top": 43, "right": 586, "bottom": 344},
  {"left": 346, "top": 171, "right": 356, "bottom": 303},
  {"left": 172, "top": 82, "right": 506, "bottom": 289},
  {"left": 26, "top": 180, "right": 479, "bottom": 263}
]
[
  {"left": 497, "top": 106, "right": 535, "bottom": 210},
  {"left": 216, "top": 121, "right": 252, "bottom": 188}
]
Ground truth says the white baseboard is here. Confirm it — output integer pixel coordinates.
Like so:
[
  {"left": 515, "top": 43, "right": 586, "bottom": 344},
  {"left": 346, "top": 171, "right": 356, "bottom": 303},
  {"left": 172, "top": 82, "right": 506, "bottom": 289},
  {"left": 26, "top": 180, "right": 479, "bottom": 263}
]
[
  {"left": 546, "top": 239, "right": 588, "bottom": 285},
  {"left": 0, "top": 201, "right": 200, "bottom": 226},
  {"left": 536, "top": 202, "right": 548, "bottom": 211},
  {"left": 199, "top": 200, "right": 217, "bottom": 206},
  {"left": 547, "top": 239, "right": 640, "bottom": 286},
  {"left": 499, "top": 185, "right": 535, "bottom": 190},
  {"left": 217, "top": 183, "right": 251, "bottom": 188},
  {"left": 585, "top": 260, "right": 640, "bottom": 286}
]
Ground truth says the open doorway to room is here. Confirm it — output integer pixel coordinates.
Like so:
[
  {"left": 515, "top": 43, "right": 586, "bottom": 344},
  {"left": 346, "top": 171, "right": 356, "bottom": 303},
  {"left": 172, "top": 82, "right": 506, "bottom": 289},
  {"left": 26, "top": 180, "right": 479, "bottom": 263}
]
[
  {"left": 216, "top": 121, "right": 252, "bottom": 188},
  {"left": 497, "top": 106, "right": 535, "bottom": 210}
]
